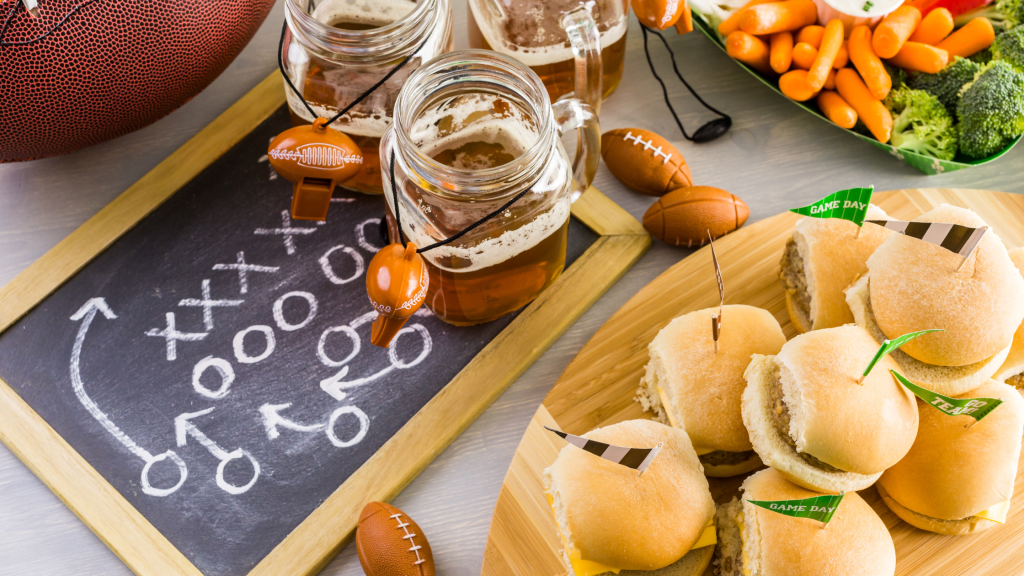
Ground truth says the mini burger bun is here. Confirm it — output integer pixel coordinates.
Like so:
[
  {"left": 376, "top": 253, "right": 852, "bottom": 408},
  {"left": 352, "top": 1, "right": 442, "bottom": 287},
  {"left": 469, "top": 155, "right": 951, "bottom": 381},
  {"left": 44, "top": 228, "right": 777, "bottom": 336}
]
[
  {"left": 994, "top": 247, "right": 1024, "bottom": 384},
  {"left": 544, "top": 419, "right": 715, "bottom": 574},
  {"left": 866, "top": 204, "right": 1024, "bottom": 367},
  {"left": 876, "top": 483, "right": 999, "bottom": 536}
]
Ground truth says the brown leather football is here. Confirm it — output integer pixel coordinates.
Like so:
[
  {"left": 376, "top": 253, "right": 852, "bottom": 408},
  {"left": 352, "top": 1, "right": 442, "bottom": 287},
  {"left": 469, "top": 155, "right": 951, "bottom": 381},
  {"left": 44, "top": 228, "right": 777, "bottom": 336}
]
[
  {"left": 643, "top": 186, "right": 750, "bottom": 247},
  {"left": 356, "top": 501, "right": 435, "bottom": 576},
  {"left": 601, "top": 128, "right": 693, "bottom": 196}
]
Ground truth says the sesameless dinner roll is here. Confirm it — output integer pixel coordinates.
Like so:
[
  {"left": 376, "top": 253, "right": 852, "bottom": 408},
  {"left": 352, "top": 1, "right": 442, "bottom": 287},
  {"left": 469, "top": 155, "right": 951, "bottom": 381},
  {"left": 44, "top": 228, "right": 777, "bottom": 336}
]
[
  {"left": 877, "top": 379, "right": 1024, "bottom": 536},
  {"left": 544, "top": 420, "right": 717, "bottom": 576},
  {"left": 742, "top": 325, "right": 919, "bottom": 493},
  {"left": 716, "top": 468, "right": 896, "bottom": 576},
  {"left": 636, "top": 305, "right": 786, "bottom": 477},
  {"left": 846, "top": 205, "right": 1024, "bottom": 396},
  {"left": 779, "top": 204, "right": 892, "bottom": 333},
  {"left": 994, "top": 247, "right": 1024, "bottom": 390}
]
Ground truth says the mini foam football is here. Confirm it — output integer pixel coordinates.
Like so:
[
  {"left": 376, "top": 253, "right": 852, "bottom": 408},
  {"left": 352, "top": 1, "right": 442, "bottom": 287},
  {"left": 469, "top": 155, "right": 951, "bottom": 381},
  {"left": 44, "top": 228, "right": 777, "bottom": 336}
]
[
  {"left": 643, "top": 186, "right": 750, "bottom": 247},
  {"left": 601, "top": 128, "right": 693, "bottom": 196},
  {"left": 631, "top": 0, "right": 688, "bottom": 30},
  {"left": 356, "top": 501, "right": 435, "bottom": 576}
]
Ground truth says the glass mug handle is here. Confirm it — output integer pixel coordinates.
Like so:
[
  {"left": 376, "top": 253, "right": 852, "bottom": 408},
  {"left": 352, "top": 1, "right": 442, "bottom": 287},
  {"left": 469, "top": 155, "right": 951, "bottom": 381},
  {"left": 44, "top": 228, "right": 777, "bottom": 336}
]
[
  {"left": 560, "top": 5, "right": 603, "bottom": 113},
  {"left": 552, "top": 98, "right": 600, "bottom": 203}
]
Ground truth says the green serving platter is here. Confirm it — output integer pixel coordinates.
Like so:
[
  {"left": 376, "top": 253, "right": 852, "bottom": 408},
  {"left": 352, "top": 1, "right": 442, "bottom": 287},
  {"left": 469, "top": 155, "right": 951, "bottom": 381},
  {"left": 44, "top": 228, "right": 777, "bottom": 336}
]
[{"left": 691, "top": 12, "right": 1020, "bottom": 174}]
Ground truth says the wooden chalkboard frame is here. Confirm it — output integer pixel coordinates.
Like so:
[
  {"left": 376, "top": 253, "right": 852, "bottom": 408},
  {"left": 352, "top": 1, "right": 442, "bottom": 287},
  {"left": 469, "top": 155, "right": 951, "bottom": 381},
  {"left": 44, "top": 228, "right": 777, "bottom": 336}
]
[{"left": 0, "top": 71, "right": 651, "bottom": 576}]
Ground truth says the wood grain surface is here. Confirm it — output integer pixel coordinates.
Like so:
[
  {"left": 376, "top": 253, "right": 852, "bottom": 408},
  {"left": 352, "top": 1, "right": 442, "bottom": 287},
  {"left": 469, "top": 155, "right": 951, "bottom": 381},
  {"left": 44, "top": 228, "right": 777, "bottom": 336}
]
[{"left": 482, "top": 188, "right": 1024, "bottom": 576}]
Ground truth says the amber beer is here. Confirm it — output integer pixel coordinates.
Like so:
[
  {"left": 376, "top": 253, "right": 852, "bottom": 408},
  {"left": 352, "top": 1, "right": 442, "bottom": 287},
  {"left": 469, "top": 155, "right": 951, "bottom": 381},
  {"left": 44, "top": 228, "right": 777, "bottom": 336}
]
[{"left": 466, "top": 0, "right": 628, "bottom": 102}]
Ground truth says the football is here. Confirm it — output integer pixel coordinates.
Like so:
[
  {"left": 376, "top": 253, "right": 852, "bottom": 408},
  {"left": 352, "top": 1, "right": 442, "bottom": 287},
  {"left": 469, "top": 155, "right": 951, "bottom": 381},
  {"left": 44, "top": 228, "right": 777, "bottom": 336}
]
[
  {"left": 0, "top": 0, "right": 274, "bottom": 162},
  {"left": 643, "top": 186, "right": 750, "bottom": 247},
  {"left": 631, "top": 0, "right": 687, "bottom": 30},
  {"left": 356, "top": 501, "right": 436, "bottom": 576},
  {"left": 601, "top": 128, "right": 693, "bottom": 196}
]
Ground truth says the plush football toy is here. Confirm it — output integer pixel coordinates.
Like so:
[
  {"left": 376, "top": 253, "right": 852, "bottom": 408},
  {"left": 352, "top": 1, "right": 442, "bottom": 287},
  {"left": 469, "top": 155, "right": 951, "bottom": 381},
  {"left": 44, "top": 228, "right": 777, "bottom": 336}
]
[
  {"left": 601, "top": 128, "right": 693, "bottom": 197},
  {"left": 643, "top": 186, "right": 750, "bottom": 248},
  {"left": 356, "top": 501, "right": 435, "bottom": 576},
  {"left": 0, "top": 0, "right": 274, "bottom": 161}
]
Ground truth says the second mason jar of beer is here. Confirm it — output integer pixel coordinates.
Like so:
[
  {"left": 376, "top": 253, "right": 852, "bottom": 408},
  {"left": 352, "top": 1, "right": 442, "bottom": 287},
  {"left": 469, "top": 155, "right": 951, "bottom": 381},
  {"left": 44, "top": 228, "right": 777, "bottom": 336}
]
[
  {"left": 281, "top": 0, "right": 453, "bottom": 195},
  {"left": 381, "top": 50, "right": 600, "bottom": 326}
]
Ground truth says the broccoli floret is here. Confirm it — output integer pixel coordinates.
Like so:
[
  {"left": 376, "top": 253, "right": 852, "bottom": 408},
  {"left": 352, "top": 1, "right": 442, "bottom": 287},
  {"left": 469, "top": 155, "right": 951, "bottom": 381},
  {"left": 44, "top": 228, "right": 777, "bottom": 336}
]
[
  {"left": 957, "top": 0, "right": 1024, "bottom": 32},
  {"left": 957, "top": 61, "right": 1024, "bottom": 158},
  {"left": 885, "top": 62, "right": 909, "bottom": 90},
  {"left": 970, "top": 46, "right": 994, "bottom": 64},
  {"left": 908, "top": 57, "right": 983, "bottom": 115},
  {"left": 884, "top": 87, "right": 959, "bottom": 160},
  {"left": 993, "top": 26, "right": 1024, "bottom": 71}
]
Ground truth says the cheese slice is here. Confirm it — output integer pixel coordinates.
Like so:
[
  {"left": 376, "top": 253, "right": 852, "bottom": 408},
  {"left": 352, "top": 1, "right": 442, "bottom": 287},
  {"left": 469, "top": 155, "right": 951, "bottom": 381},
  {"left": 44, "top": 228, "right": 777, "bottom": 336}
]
[
  {"left": 693, "top": 519, "right": 717, "bottom": 549},
  {"left": 974, "top": 499, "right": 1012, "bottom": 524},
  {"left": 569, "top": 549, "right": 621, "bottom": 576},
  {"left": 737, "top": 511, "right": 752, "bottom": 576}
]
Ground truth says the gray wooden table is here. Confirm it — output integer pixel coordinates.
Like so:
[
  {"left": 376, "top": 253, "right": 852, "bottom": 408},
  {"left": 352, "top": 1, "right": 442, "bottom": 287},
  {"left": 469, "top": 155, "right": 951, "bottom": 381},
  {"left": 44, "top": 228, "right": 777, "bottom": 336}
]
[{"left": 1, "top": 2, "right": 1021, "bottom": 574}]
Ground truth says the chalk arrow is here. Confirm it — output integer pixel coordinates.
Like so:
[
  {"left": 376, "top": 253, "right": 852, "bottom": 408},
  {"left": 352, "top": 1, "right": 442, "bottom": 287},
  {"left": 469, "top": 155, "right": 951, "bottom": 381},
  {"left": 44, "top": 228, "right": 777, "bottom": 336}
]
[
  {"left": 70, "top": 297, "right": 187, "bottom": 497},
  {"left": 259, "top": 403, "right": 326, "bottom": 440},
  {"left": 175, "top": 407, "right": 260, "bottom": 495}
]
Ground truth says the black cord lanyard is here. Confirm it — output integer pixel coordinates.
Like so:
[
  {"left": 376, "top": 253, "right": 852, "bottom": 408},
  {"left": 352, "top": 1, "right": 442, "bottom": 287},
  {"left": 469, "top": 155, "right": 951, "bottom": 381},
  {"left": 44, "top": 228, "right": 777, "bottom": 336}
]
[{"left": 639, "top": 24, "right": 732, "bottom": 143}]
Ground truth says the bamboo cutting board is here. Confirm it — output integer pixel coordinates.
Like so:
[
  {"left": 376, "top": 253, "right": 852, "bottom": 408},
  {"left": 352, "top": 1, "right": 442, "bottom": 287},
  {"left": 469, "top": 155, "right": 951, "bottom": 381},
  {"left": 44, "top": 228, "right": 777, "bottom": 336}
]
[{"left": 482, "top": 188, "right": 1024, "bottom": 576}]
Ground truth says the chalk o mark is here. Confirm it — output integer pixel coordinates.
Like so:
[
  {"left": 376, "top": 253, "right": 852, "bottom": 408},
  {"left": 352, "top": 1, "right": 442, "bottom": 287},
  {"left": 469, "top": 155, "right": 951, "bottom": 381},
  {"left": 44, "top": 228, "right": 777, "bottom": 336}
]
[
  {"left": 140, "top": 450, "right": 189, "bottom": 497},
  {"left": 273, "top": 291, "right": 318, "bottom": 331},
  {"left": 233, "top": 326, "right": 275, "bottom": 364},
  {"left": 326, "top": 406, "right": 370, "bottom": 448},
  {"left": 216, "top": 450, "right": 261, "bottom": 495},
  {"left": 318, "top": 325, "right": 361, "bottom": 368},
  {"left": 319, "top": 245, "right": 365, "bottom": 285},
  {"left": 356, "top": 218, "right": 385, "bottom": 253},
  {"left": 192, "top": 356, "right": 235, "bottom": 399},
  {"left": 389, "top": 323, "right": 432, "bottom": 369}
]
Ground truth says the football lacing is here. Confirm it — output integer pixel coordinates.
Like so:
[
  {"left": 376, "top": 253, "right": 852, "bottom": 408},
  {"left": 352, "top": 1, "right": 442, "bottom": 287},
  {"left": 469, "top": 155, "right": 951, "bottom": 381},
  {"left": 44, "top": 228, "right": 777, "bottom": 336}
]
[
  {"left": 390, "top": 512, "right": 426, "bottom": 566},
  {"left": 623, "top": 131, "right": 672, "bottom": 164}
]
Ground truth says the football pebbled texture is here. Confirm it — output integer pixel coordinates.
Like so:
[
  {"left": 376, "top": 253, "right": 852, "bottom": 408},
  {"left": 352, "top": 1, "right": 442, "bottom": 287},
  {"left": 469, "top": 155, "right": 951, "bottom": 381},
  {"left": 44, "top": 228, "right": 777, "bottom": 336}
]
[
  {"left": 601, "top": 128, "right": 693, "bottom": 196},
  {"left": 356, "top": 501, "right": 435, "bottom": 576},
  {"left": 0, "top": 0, "right": 274, "bottom": 162},
  {"left": 643, "top": 186, "right": 750, "bottom": 247}
]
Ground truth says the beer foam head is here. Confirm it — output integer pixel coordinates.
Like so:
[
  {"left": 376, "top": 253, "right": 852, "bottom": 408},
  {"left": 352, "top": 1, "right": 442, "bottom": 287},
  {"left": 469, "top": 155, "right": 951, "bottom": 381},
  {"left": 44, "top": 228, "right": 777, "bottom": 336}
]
[
  {"left": 312, "top": 0, "right": 416, "bottom": 29},
  {"left": 468, "top": 0, "right": 627, "bottom": 66},
  {"left": 409, "top": 93, "right": 540, "bottom": 165}
]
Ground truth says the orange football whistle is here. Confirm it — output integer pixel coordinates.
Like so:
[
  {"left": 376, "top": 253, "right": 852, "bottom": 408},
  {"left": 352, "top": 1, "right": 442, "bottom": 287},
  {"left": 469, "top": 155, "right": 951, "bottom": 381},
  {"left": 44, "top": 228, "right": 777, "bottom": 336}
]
[
  {"left": 366, "top": 242, "right": 429, "bottom": 348},
  {"left": 268, "top": 117, "right": 363, "bottom": 221}
]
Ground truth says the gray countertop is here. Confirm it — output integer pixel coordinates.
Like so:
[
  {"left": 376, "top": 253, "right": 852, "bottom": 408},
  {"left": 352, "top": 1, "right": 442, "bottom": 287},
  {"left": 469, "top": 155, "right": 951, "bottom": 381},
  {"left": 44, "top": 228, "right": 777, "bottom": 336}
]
[{"left": 1, "top": 2, "right": 1021, "bottom": 575}]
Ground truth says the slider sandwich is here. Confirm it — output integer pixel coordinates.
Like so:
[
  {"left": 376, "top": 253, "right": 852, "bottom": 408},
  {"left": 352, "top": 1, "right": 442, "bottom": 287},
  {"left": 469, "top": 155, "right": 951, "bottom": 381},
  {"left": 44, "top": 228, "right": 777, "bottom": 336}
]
[
  {"left": 846, "top": 205, "right": 1024, "bottom": 396},
  {"left": 994, "top": 247, "right": 1024, "bottom": 390},
  {"left": 716, "top": 468, "right": 896, "bottom": 576},
  {"left": 545, "top": 420, "right": 716, "bottom": 576},
  {"left": 637, "top": 305, "right": 786, "bottom": 477},
  {"left": 877, "top": 379, "right": 1024, "bottom": 535},
  {"left": 743, "top": 325, "right": 919, "bottom": 493},
  {"left": 780, "top": 204, "right": 892, "bottom": 333}
]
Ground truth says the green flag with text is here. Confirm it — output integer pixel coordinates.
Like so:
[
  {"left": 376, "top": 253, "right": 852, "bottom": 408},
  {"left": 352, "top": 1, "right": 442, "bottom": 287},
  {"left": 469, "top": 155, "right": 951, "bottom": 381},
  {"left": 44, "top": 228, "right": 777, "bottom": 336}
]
[
  {"left": 790, "top": 187, "right": 874, "bottom": 226},
  {"left": 862, "top": 329, "right": 944, "bottom": 378},
  {"left": 747, "top": 493, "right": 845, "bottom": 524},
  {"left": 891, "top": 370, "right": 1004, "bottom": 422}
]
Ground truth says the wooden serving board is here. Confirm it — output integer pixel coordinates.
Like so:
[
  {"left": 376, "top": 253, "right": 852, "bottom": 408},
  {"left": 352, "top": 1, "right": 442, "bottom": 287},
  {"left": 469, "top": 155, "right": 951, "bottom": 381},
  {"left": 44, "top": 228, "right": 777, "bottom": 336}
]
[{"left": 481, "top": 188, "right": 1024, "bottom": 576}]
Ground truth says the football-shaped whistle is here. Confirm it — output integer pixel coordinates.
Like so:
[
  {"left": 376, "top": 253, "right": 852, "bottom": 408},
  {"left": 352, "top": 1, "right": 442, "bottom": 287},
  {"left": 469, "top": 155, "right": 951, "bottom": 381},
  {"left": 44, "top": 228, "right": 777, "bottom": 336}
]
[
  {"left": 367, "top": 242, "right": 429, "bottom": 348},
  {"left": 268, "top": 117, "right": 363, "bottom": 221}
]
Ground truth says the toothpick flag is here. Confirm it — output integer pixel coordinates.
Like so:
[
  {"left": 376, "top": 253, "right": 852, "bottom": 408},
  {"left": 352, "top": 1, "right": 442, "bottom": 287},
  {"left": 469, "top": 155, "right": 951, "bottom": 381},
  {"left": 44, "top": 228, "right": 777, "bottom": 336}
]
[
  {"left": 865, "top": 220, "right": 988, "bottom": 261},
  {"left": 890, "top": 370, "right": 1003, "bottom": 425},
  {"left": 544, "top": 426, "right": 663, "bottom": 475},
  {"left": 790, "top": 187, "right": 874, "bottom": 226},
  {"left": 709, "top": 232, "right": 724, "bottom": 353},
  {"left": 747, "top": 493, "right": 845, "bottom": 525},
  {"left": 859, "top": 329, "right": 944, "bottom": 384}
]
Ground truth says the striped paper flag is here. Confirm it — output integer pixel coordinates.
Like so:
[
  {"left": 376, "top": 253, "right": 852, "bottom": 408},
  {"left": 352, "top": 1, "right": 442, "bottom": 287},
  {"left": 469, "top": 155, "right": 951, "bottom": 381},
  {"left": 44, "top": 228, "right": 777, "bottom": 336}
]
[
  {"left": 865, "top": 220, "right": 988, "bottom": 259},
  {"left": 544, "top": 426, "right": 663, "bottom": 474}
]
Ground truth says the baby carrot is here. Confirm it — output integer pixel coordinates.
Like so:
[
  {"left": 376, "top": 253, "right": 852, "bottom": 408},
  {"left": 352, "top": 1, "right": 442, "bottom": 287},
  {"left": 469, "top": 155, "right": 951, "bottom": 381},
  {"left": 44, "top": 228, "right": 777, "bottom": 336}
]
[
  {"left": 824, "top": 68, "right": 837, "bottom": 89},
  {"left": 780, "top": 69, "right": 820, "bottom": 101},
  {"left": 836, "top": 68, "right": 892, "bottom": 143},
  {"left": 937, "top": 17, "right": 996, "bottom": 58},
  {"left": 848, "top": 25, "right": 892, "bottom": 100},
  {"left": 808, "top": 19, "right": 844, "bottom": 90},
  {"left": 796, "top": 25, "right": 825, "bottom": 47},
  {"left": 834, "top": 41, "right": 849, "bottom": 68},
  {"left": 909, "top": 7, "right": 954, "bottom": 45},
  {"left": 739, "top": 0, "right": 818, "bottom": 35},
  {"left": 792, "top": 42, "right": 819, "bottom": 69},
  {"left": 887, "top": 42, "right": 949, "bottom": 73},
  {"left": 727, "top": 31, "right": 774, "bottom": 74},
  {"left": 718, "top": 0, "right": 777, "bottom": 35},
  {"left": 872, "top": 6, "right": 922, "bottom": 59},
  {"left": 770, "top": 32, "right": 795, "bottom": 73},
  {"left": 817, "top": 90, "right": 858, "bottom": 129}
]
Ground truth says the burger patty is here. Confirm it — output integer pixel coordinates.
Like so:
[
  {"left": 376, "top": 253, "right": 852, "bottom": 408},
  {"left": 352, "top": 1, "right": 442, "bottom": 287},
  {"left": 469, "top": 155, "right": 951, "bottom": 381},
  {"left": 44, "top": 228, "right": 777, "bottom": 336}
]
[
  {"left": 779, "top": 238, "right": 811, "bottom": 319},
  {"left": 699, "top": 450, "right": 756, "bottom": 466},
  {"left": 768, "top": 366, "right": 844, "bottom": 473},
  {"left": 1008, "top": 372, "right": 1024, "bottom": 392}
]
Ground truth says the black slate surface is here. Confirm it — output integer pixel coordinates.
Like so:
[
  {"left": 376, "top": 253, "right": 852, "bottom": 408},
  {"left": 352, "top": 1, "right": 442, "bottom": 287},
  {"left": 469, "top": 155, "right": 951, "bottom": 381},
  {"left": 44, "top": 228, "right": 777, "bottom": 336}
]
[{"left": 0, "top": 106, "right": 598, "bottom": 576}]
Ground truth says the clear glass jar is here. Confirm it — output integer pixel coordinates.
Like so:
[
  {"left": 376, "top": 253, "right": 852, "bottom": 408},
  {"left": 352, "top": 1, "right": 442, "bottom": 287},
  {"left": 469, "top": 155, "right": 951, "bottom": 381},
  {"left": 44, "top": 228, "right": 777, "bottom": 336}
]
[
  {"left": 381, "top": 50, "right": 600, "bottom": 326},
  {"left": 282, "top": 0, "right": 453, "bottom": 195}
]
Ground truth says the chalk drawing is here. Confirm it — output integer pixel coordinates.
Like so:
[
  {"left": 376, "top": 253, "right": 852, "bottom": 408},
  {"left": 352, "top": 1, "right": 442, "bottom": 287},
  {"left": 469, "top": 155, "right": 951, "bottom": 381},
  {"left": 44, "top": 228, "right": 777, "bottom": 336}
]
[
  {"left": 178, "top": 279, "right": 243, "bottom": 330},
  {"left": 356, "top": 218, "right": 385, "bottom": 253},
  {"left": 212, "top": 251, "right": 279, "bottom": 295},
  {"left": 319, "top": 245, "right": 365, "bottom": 285},
  {"left": 192, "top": 356, "right": 235, "bottom": 400},
  {"left": 233, "top": 325, "right": 276, "bottom": 364},
  {"left": 254, "top": 210, "right": 318, "bottom": 255},
  {"left": 272, "top": 291, "right": 318, "bottom": 331},
  {"left": 259, "top": 403, "right": 325, "bottom": 440},
  {"left": 326, "top": 406, "right": 370, "bottom": 448},
  {"left": 175, "top": 407, "right": 260, "bottom": 495},
  {"left": 145, "top": 312, "right": 208, "bottom": 361}
]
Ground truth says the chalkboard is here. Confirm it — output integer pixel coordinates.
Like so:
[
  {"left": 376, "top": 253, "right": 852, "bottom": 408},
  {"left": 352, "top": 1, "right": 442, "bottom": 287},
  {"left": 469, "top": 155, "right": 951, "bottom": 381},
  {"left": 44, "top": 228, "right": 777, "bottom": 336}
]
[{"left": 0, "top": 73, "right": 650, "bottom": 576}]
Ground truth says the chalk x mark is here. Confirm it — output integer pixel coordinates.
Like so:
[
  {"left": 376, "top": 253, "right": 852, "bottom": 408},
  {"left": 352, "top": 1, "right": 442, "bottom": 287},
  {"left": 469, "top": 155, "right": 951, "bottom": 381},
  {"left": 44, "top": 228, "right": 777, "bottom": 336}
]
[
  {"left": 175, "top": 407, "right": 260, "bottom": 495},
  {"left": 145, "top": 312, "right": 207, "bottom": 361},
  {"left": 178, "top": 279, "right": 243, "bottom": 330},
  {"left": 212, "top": 252, "right": 279, "bottom": 295},
  {"left": 254, "top": 210, "right": 317, "bottom": 255}
]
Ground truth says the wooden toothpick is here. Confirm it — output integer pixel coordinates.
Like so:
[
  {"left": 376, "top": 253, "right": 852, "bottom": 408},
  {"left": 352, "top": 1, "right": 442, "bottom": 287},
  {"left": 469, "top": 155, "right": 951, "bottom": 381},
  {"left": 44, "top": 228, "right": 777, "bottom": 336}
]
[
  {"left": 708, "top": 231, "right": 724, "bottom": 354},
  {"left": 854, "top": 225, "right": 862, "bottom": 240}
]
